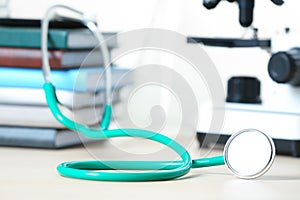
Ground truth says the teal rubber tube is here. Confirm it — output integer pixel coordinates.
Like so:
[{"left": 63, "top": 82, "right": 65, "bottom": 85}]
[
  {"left": 192, "top": 156, "right": 225, "bottom": 168},
  {"left": 44, "top": 82, "right": 225, "bottom": 181}
]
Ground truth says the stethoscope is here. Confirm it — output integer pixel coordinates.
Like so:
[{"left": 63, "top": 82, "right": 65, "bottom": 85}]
[{"left": 41, "top": 5, "right": 276, "bottom": 181}]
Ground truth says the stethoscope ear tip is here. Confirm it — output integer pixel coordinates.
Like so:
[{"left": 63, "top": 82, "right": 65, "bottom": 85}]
[{"left": 224, "top": 129, "right": 276, "bottom": 179}]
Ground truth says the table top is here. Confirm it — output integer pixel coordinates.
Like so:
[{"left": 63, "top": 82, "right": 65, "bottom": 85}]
[{"left": 1, "top": 136, "right": 300, "bottom": 200}]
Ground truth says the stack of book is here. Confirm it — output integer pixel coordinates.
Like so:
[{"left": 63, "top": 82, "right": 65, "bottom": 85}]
[{"left": 0, "top": 18, "right": 128, "bottom": 148}]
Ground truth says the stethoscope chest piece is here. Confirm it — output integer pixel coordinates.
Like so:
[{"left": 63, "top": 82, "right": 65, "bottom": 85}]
[{"left": 224, "top": 129, "right": 276, "bottom": 179}]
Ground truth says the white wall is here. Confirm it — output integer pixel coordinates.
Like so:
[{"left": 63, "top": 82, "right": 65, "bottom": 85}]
[{"left": 7, "top": 0, "right": 300, "bottom": 34}]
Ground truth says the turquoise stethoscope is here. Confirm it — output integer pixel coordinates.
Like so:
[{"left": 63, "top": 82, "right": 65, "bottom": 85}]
[{"left": 41, "top": 5, "right": 276, "bottom": 181}]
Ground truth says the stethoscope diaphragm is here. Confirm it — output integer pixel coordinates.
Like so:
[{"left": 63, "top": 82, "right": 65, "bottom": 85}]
[{"left": 224, "top": 129, "right": 276, "bottom": 179}]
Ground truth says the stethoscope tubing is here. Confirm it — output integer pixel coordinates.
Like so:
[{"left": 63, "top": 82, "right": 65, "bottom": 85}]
[
  {"left": 44, "top": 76, "right": 224, "bottom": 181},
  {"left": 42, "top": 5, "right": 225, "bottom": 182}
]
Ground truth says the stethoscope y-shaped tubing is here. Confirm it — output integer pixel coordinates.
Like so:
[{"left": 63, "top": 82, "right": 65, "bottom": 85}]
[{"left": 42, "top": 5, "right": 225, "bottom": 181}]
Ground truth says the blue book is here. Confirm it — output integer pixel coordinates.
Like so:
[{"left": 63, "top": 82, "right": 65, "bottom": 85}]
[{"left": 0, "top": 67, "right": 131, "bottom": 92}]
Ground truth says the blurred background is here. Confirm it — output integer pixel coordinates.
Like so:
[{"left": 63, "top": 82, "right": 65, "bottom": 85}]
[
  {"left": 2, "top": 0, "right": 300, "bottom": 144},
  {"left": 3, "top": 0, "right": 298, "bottom": 89}
]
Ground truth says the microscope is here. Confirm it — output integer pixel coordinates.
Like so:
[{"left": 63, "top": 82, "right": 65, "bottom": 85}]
[
  {"left": 190, "top": 0, "right": 300, "bottom": 157},
  {"left": 202, "top": 0, "right": 284, "bottom": 28}
]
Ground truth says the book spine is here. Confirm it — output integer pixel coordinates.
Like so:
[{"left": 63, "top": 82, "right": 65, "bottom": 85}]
[
  {"left": 0, "top": 27, "right": 69, "bottom": 49},
  {"left": 0, "top": 67, "right": 74, "bottom": 90},
  {"left": 0, "top": 67, "right": 130, "bottom": 92},
  {"left": 0, "top": 87, "right": 111, "bottom": 108},
  {"left": 0, "top": 47, "right": 65, "bottom": 69},
  {"left": 0, "top": 126, "right": 88, "bottom": 148},
  {"left": 0, "top": 127, "right": 58, "bottom": 148},
  {"left": 0, "top": 67, "right": 100, "bottom": 91},
  {"left": 0, "top": 27, "right": 117, "bottom": 49},
  {"left": 0, "top": 18, "right": 90, "bottom": 29}
]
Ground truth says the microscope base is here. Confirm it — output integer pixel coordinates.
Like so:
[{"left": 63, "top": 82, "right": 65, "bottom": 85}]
[
  {"left": 197, "top": 103, "right": 300, "bottom": 157},
  {"left": 197, "top": 132, "right": 300, "bottom": 157}
]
